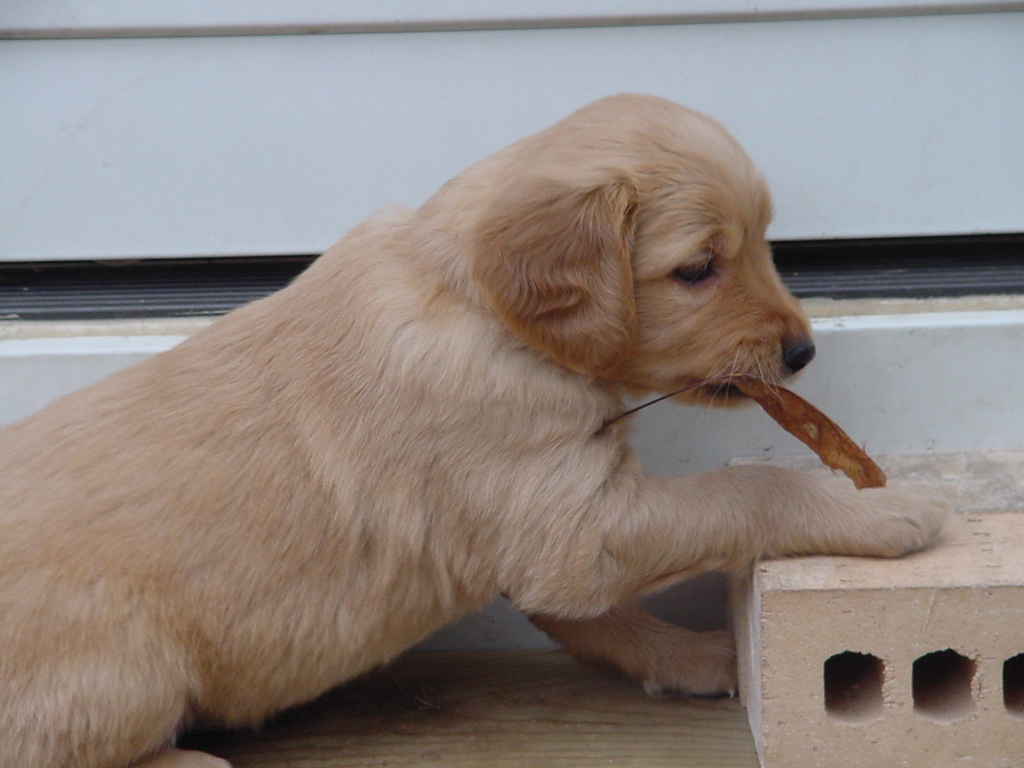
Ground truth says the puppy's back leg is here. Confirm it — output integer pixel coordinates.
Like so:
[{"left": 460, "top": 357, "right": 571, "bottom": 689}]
[
  {"left": 2, "top": 662, "right": 191, "bottom": 768},
  {"left": 133, "top": 749, "right": 231, "bottom": 767},
  {"left": 528, "top": 603, "right": 736, "bottom": 697},
  {"left": 1, "top": 606, "right": 196, "bottom": 768}
]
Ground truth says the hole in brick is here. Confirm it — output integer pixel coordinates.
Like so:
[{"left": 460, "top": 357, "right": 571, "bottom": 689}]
[
  {"left": 824, "top": 651, "right": 884, "bottom": 723},
  {"left": 1004, "top": 654, "right": 1024, "bottom": 718},
  {"left": 912, "top": 649, "right": 976, "bottom": 722}
]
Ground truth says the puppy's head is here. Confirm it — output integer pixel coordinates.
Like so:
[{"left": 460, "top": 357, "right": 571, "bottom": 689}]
[{"left": 468, "top": 94, "right": 813, "bottom": 403}]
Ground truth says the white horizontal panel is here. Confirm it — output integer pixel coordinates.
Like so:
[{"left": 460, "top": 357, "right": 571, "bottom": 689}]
[
  {"left": 1, "top": 12, "right": 1022, "bottom": 261},
  {"left": 0, "top": 335, "right": 186, "bottom": 421},
  {"left": 3, "top": 311, "right": 1023, "bottom": 457},
  {"left": 3, "top": 1, "right": 1020, "bottom": 37},
  {"left": 635, "top": 309, "right": 1024, "bottom": 475}
]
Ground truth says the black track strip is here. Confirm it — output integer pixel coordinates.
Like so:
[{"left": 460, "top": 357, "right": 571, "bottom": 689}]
[
  {"left": 772, "top": 234, "right": 1024, "bottom": 298},
  {"left": 1, "top": 235, "right": 1022, "bottom": 320},
  {"left": 0, "top": 257, "right": 315, "bottom": 320}
]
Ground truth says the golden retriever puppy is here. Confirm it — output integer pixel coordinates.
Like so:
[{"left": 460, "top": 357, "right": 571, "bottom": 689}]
[{"left": 0, "top": 94, "right": 946, "bottom": 768}]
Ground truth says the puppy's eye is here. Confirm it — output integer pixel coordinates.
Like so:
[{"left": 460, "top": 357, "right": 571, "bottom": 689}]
[{"left": 672, "top": 259, "right": 715, "bottom": 285}]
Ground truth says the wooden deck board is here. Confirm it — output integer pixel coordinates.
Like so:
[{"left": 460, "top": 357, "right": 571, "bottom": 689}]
[{"left": 182, "top": 651, "right": 758, "bottom": 767}]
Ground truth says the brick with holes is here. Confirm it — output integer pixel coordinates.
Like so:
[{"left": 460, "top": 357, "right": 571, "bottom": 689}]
[{"left": 732, "top": 511, "right": 1024, "bottom": 768}]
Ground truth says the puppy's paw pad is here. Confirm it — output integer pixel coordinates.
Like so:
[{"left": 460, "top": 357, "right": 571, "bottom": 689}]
[
  {"left": 643, "top": 679, "right": 736, "bottom": 699},
  {"left": 643, "top": 679, "right": 683, "bottom": 699},
  {"left": 135, "top": 749, "right": 233, "bottom": 768}
]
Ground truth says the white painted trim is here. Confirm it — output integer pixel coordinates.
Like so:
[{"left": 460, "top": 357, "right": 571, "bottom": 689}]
[
  {"left": 0, "top": 334, "right": 187, "bottom": 358},
  {"left": 3, "top": 0, "right": 1022, "bottom": 38},
  {"left": 811, "top": 308, "right": 1024, "bottom": 332}
]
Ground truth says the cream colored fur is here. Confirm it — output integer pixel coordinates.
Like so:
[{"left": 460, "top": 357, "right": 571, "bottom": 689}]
[{"left": 0, "top": 94, "right": 947, "bottom": 768}]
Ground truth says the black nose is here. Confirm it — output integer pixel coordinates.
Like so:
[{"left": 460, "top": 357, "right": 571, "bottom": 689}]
[{"left": 782, "top": 337, "right": 816, "bottom": 374}]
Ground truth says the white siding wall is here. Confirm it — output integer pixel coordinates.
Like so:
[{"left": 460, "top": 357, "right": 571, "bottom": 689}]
[{"left": 2, "top": 3, "right": 1022, "bottom": 261}]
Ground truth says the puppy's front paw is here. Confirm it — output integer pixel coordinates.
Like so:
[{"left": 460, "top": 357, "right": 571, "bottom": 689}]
[
  {"left": 849, "top": 483, "right": 951, "bottom": 558},
  {"left": 767, "top": 475, "right": 952, "bottom": 561},
  {"left": 784, "top": 477, "right": 952, "bottom": 560},
  {"left": 639, "top": 627, "right": 737, "bottom": 699}
]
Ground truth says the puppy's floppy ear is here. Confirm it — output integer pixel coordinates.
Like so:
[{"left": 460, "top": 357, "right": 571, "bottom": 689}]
[{"left": 471, "top": 179, "right": 638, "bottom": 376}]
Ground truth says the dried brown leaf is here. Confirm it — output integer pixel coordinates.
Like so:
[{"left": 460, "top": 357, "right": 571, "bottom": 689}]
[{"left": 724, "top": 374, "right": 886, "bottom": 489}]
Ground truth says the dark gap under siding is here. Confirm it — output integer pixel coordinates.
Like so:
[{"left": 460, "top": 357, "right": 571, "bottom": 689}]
[
  {"left": 772, "top": 233, "right": 1024, "bottom": 299},
  {"left": 1, "top": 234, "right": 1022, "bottom": 320}
]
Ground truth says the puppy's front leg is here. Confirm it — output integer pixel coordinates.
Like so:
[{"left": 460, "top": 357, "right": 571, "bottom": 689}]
[
  {"left": 603, "top": 464, "right": 950, "bottom": 594},
  {"left": 507, "top": 462, "right": 947, "bottom": 639},
  {"left": 528, "top": 603, "right": 736, "bottom": 697}
]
